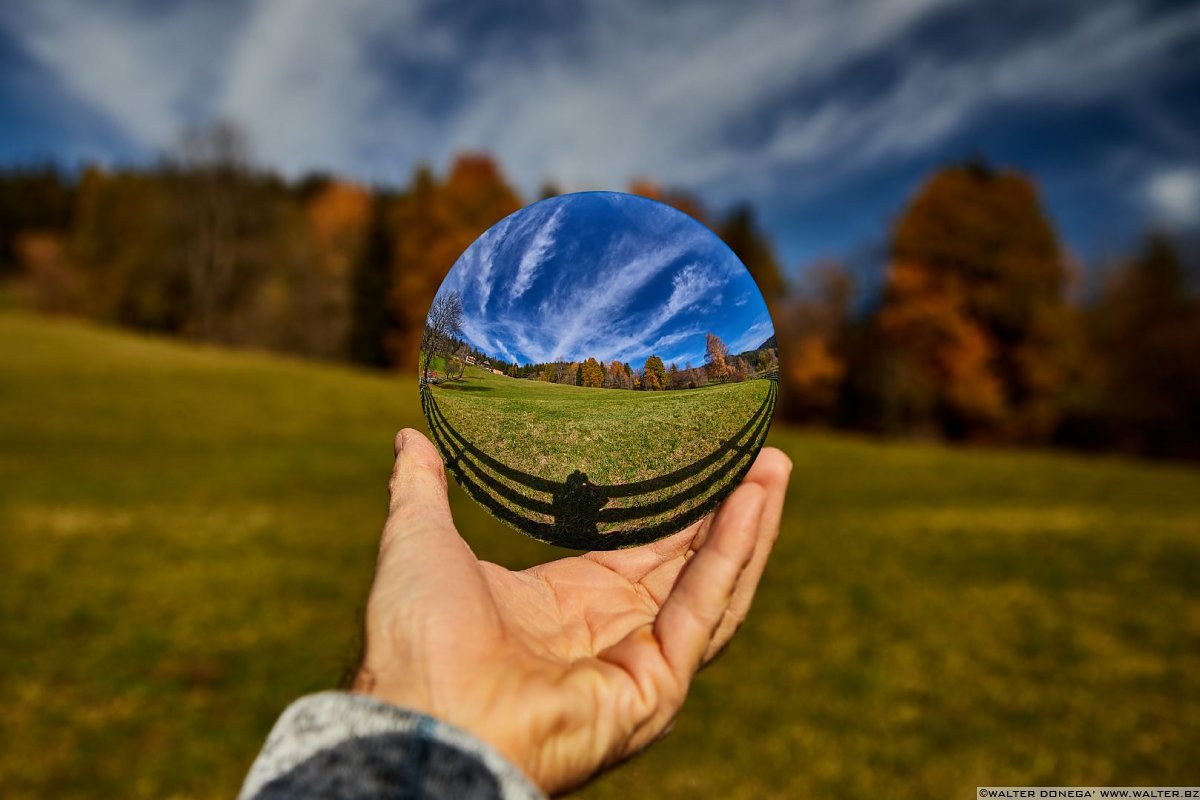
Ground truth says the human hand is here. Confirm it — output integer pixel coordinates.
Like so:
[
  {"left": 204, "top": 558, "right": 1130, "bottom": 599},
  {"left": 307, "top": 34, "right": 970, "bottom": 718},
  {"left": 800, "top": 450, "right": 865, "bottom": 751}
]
[{"left": 352, "top": 428, "right": 791, "bottom": 796}]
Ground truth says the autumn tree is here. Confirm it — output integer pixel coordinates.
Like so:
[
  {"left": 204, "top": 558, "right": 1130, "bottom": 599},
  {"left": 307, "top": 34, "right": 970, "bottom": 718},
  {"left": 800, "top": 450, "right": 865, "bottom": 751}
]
[
  {"left": 387, "top": 156, "right": 521, "bottom": 369},
  {"left": 775, "top": 262, "right": 852, "bottom": 422},
  {"left": 302, "top": 179, "right": 370, "bottom": 359},
  {"left": 877, "top": 161, "right": 1073, "bottom": 440},
  {"left": 643, "top": 355, "right": 667, "bottom": 390},
  {"left": 877, "top": 261, "right": 1005, "bottom": 435},
  {"left": 604, "top": 359, "right": 632, "bottom": 389},
  {"left": 580, "top": 357, "right": 604, "bottom": 388},
  {"left": 759, "top": 346, "right": 779, "bottom": 374},
  {"left": 705, "top": 333, "right": 730, "bottom": 381},
  {"left": 603, "top": 360, "right": 619, "bottom": 388}
]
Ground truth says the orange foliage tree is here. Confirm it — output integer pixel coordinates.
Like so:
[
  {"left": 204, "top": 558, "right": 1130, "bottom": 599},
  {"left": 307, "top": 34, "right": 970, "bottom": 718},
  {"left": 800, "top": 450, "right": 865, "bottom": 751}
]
[
  {"left": 878, "top": 162, "right": 1074, "bottom": 440},
  {"left": 303, "top": 180, "right": 370, "bottom": 359},
  {"left": 774, "top": 262, "right": 852, "bottom": 421}
]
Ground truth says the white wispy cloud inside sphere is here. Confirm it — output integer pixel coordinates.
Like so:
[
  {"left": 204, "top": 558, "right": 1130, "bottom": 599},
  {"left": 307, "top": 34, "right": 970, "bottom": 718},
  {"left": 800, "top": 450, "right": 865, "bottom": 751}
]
[
  {"left": 510, "top": 205, "right": 564, "bottom": 303},
  {"left": 439, "top": 192, "right": 773, "bottom": 368}
]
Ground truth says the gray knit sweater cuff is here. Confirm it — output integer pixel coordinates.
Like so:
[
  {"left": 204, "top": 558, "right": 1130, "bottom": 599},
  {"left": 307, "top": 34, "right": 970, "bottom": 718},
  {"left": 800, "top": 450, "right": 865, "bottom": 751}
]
[{"left": 239, "top": 692, "right": 546, "bottom": 800}]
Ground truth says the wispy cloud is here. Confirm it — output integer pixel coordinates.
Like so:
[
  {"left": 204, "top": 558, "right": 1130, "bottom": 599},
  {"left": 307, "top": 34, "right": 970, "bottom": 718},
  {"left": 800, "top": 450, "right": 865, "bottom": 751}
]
[
  {"left": 596, "top": 262, "right": 724, "bottom": 363},
  {"left": 526, "top": 236, "right": 695, "bottom": 363},
  {"left": 0, "top": 0, "right": 237, "bottom": 149},
  {"left": 444, "top": 193, "right": 768, "bottom": 368},
  {"left": 510, "top": 204, "right": 563, "bottom": 303},
  {"left": 467, "top": 214, "right": 514, "bottom": 313},
  {"left": 7, "top": 0, "right": 1196, "bottom": 197},
  {"left": 5, "top": 0, "right": 1197, "bottom": 270}
]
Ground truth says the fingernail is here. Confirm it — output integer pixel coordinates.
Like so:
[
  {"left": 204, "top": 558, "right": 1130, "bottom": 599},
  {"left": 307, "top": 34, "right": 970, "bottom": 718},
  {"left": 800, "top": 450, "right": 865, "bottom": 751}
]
[{"left": 395, "top": 429, "right": 408, "bottom": 454}]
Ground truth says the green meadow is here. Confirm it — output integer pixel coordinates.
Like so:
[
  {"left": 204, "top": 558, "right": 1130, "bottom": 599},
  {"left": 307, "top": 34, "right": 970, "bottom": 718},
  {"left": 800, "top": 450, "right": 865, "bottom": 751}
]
[
  {"left": 431, "top": 368, "right": 770, "bottom": 486},
  {"left": 2, "top": 309, "right": 1198, "bottom": 798},
  {"left": 427, "top": 369, "right": 772, "bottom": 539}
]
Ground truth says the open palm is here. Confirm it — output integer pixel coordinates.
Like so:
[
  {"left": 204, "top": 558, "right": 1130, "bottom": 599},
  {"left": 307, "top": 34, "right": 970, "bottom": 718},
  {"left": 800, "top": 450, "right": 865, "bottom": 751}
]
[{"left": 355, "top": 429, "right": 790, "bottom": 796}]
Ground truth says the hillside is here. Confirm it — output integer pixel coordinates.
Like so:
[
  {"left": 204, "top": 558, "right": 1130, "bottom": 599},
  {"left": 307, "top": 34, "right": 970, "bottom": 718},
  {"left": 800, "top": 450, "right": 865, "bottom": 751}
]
[{"left": 1, "top": 310, "right": 1198, "bottom": 799}]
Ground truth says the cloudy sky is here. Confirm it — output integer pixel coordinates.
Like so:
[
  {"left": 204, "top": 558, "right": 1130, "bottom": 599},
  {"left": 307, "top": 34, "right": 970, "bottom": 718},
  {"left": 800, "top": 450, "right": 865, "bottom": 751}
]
[
  {"left": 1, "top": 0, "right": 1197, "bottom": 271},
  {"left": 438, "top": 192, "right": 773, "bottom": 368}
]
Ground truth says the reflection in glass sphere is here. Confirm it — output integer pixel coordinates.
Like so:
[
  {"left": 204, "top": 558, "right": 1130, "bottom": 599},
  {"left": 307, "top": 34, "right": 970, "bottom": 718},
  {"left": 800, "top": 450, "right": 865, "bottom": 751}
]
[{"left": 419, "top": 191, "right": 777, "bottom": 550}]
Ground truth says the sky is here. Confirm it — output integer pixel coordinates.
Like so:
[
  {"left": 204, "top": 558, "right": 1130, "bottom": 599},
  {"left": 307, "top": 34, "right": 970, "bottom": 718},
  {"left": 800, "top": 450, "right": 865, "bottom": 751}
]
[
  {"left": 1, "top": 0, "right": 1198, "bottom": 274},
  {"left": 436, "top": 192, "right": 774, "bottom": 368}
]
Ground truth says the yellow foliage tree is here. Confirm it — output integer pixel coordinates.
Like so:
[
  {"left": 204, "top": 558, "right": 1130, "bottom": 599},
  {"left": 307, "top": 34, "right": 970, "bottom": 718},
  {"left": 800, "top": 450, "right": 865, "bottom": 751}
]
[{"left": 580, "top": 357, "right": 604, "bottom": 388}]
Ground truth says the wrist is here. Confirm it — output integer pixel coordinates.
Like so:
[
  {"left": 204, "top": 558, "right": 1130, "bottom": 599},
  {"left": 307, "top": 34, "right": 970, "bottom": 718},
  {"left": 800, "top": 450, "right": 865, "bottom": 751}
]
[
  {"left": 349, "top": 670, "right": 549, "bottom": 795},
  {"left": 351, "top": 666, "right": 548, "bottom": 792}
]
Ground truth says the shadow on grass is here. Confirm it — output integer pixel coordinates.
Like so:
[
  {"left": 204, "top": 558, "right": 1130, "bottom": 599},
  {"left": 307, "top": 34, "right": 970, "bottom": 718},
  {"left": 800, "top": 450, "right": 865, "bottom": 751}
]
[{"left": 421, "top": 378, "right": 777, "bottom": 550}]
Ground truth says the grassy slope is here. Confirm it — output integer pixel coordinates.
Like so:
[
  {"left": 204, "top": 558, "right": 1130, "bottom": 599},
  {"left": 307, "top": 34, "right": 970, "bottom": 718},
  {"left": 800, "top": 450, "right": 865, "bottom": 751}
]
[
  {"left": 1, "top": 310, "right": 1198, "bottom": 798},
  {"left": 432, "top": 369, "right": 769, "bottom": 485},
  {"left": 429, "top": 370, "right": 771, "bottom": 536}
]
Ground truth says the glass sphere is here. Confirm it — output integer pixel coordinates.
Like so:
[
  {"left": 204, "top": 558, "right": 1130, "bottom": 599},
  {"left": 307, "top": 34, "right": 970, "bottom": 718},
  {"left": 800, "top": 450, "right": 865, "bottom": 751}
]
[{"left": 419, "top": 191, "right": 777, "bottom": 550}]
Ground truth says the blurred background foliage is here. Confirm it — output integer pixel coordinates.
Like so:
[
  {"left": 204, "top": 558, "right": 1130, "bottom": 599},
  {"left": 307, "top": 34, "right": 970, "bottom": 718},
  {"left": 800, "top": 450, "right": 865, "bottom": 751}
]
[{"left": 3, "top": 127, "right": 1198, "bottom": 457}]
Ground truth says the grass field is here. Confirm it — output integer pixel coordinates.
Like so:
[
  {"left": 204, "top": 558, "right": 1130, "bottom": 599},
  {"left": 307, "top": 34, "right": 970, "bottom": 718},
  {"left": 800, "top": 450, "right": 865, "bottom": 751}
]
[
  {"left": 2, "top": 309, "right": 1198, "bottom": 798},
  {"left": 427, "top": 369, "right": 773, "bottom": 542},
  {"left": 432, "top": 367, "right": 770, "bottom": 484}
]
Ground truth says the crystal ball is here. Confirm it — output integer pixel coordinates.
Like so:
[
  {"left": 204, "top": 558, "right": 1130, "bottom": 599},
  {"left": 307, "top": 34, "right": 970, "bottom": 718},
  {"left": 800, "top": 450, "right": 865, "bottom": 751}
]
[{"left": 419, "top": 191, "right": 777, "bottom": 550}]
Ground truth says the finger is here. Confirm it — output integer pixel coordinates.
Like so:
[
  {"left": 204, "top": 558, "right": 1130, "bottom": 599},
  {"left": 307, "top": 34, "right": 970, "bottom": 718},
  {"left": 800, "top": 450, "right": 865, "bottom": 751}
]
[
  {"left": 378, "top": 428, "right": 478, "bottom": 573},
  {"left": 704, "top": 447, "right": 791, "bottom": 661},
  {"left": 387, "top": 428, "right": 452, "bottom": 522},
  {"left": 653, "top": 482, "right": 766, "bottom": 682},
  {"left": 594, "top": 488, "right": 763, "bottom": 757},
  {"left": 359, "top": 431, "right": 502, "bottom": 695}
]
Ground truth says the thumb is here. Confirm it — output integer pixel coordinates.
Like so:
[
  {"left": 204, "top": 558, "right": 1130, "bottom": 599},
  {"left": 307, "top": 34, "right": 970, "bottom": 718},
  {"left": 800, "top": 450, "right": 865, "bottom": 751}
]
[
  {"left": 387, "top": 428, "right": 453, "bottom": 525},
  {"left": 378, "top": 428, "right": 475, "bottom": 568}
]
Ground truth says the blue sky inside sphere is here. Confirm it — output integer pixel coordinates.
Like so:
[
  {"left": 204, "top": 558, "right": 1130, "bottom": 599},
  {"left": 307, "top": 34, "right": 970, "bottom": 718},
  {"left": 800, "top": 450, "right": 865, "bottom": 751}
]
[{"left": 435, "top": 192, "right": 774, "bottom": 370}]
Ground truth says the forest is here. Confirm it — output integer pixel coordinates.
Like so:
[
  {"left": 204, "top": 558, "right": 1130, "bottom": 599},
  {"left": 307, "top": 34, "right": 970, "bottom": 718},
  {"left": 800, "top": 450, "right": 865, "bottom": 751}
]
[
  {"left": 427, "top": 328, "right": 778, "bottom": 391},
  {"left": 3, "top": 123, "right": 1197, "bottom": 457}
]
